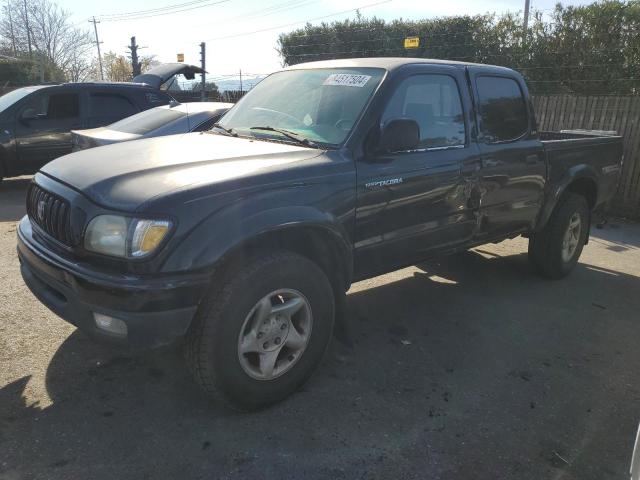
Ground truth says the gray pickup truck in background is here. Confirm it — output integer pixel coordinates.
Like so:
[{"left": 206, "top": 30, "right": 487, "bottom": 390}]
[{"left": 18, "top": 58, "right": 623, "bottom": 410}]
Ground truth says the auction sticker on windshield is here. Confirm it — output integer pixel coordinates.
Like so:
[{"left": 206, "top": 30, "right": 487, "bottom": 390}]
[{"left": 323, "top": 74, "right": 371, "bottom": 87}]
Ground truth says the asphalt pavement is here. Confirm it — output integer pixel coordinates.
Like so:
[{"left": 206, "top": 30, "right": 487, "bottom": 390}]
[{"left": 1, "top": 176, "right": 640, "bottom": 479}]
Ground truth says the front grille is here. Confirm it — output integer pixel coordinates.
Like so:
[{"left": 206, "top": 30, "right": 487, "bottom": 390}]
[{"left": 26, "top": 183, "right": 74, "bottom": 246}]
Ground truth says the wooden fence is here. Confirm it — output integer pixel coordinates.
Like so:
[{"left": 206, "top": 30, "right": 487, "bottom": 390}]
[{"left": 532, "top": 95, "right": 640, "bottom": 219}]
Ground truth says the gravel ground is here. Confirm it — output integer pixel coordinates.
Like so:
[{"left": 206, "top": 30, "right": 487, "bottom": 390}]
[{"left": 1, "top": 176, "right": 640, "bottom": 480}]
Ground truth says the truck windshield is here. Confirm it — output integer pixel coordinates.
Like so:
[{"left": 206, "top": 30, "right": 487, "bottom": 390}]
[
  {"left": 0, "top": 87, "right": 35, "bottom": 113},
  {"left": 217, "top": 67, "right": 385, "bottom": 147}
]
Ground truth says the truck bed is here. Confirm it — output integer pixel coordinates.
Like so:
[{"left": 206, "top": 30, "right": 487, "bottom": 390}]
[{"left": 540, "top": 130, "right": 623, "bottom": 208}]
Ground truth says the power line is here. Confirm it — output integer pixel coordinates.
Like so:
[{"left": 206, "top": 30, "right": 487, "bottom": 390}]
[
  {"left": 98, "top": 0, "right": 219, "bottom": 19},
  {"left": 203, "top": 0, "right": 392, "bottom": 41},
  {"left": 211, "top": 0, "right": 321, "bottom": 24},
  {"left": 98, "top": 0, "right": 231, "bottom": 22}
]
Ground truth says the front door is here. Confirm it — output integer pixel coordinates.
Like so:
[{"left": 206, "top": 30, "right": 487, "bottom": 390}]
[
  {"left": 15, "top": 90, "right": 84, "bottom": 172},
  {"left": 354, "top": 66, "right": 481, "bottom": 279}
]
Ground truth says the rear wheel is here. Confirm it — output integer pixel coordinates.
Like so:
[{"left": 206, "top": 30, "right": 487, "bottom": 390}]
[
  {"left": 528, "top": 193, "right": 590, "bottom": 279},
  {"left": 185, "top": 251, "right": 335, "bottom": 411}
]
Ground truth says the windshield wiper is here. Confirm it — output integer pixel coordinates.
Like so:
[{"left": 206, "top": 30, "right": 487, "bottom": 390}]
[
  {"left": 249, "top": 126, "right": 317, "bottom": 147},
  {"left": 210, "top": 123, "right": 237, "bottom": 137}
]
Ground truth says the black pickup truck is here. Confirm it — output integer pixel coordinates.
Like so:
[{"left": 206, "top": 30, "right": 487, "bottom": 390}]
[{"left": 17, "top": 58, "right": 623, "bottom": 410}]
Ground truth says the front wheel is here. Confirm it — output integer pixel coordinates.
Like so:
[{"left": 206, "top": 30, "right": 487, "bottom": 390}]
[
  {"left": 528, "top": 193, "right": 590, "bottom": 279},
  {"left": 185, "top": 251, "right": 335, "bottom": 411}
]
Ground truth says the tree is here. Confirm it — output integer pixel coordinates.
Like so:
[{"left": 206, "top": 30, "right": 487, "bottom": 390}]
[
  {"left": 277, "top": 0, "right": 640, "bottom": 95},
  {"left": 102, "top": 52, "right": 131, "bottom": 82},
  {"left": 192, "top": 81, "right": 219, "bottom": 93},
  {"left": 0, "top": 0, "right": 94, "bottom": 82},
  {"left": 102, "top": 51, "right": 159, "bottom": 82}
]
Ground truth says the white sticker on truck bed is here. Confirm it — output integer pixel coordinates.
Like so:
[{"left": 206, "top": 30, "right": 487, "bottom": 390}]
[{"left": 323, "top": 74, "right": 371, "bottom": 87}]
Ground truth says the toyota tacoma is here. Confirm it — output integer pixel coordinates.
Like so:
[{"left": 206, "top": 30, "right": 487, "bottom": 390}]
[{"left": 17, "top": 58, "right": 623, "bottom": 410}]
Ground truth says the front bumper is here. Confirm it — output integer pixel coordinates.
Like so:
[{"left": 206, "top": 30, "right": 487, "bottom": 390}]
[{"left": 17, "top": 216, "right": 209, "bottom": 347}]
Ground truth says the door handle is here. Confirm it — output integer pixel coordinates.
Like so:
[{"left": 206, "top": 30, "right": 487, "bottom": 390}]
[{"left": 525, "top": 154, "right": 540, "bottom": 165}]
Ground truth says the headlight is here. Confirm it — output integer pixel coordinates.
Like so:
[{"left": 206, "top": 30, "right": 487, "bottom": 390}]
[{"left": 84, "top": 215, "right": 171, "bottom": 258}]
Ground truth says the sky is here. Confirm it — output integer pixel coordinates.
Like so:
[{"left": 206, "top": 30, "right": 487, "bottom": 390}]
[{"left": 59, "top": 0, "right": 593, "bottom": 81}]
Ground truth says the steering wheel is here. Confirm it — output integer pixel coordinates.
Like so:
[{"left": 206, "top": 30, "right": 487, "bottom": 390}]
[{"left": 251, "top": 107, "right": 305, "bottom": 127}]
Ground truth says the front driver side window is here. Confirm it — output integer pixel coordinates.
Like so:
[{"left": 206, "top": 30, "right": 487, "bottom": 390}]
[
  {"left": 381, "top": 74, "right": 466, "bottom": 149},
  {"left": 21, "top": 92, "right": 79, "bottom": 120}
]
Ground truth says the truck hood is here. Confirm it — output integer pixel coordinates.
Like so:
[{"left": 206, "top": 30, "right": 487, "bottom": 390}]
[{"left": 41, "top": 132, "right": 321, "bottom": 210}]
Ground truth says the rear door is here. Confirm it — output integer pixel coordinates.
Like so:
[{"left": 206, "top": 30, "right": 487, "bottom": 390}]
[
  {"left": 468, "top": 69, "right": 546, "bottom": 238},
  {"left": 86, "top": 90, "right": 139, "bottom": 128},
  {"left": 14, "top": 88, "right": 85, "bottom": 171},
  {"left": 355, "top": 65, "right": 481, "bottom": 277}
]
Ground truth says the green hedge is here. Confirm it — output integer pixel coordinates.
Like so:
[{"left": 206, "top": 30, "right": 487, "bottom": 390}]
[{"left": 277, "top": 1, "right": 640, "bottom": 95}]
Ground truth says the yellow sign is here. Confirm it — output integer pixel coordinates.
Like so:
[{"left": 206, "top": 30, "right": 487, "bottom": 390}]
[
  {"left": 177, "top": 53, "right": 184, "bottom": 62},
  {"left": 404, "top": 37, "right": 420, "bottom": 49}
]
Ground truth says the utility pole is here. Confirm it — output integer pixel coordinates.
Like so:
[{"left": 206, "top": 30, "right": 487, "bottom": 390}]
[
  {"left": 128, "top": 36, "right": 141, "bottom": 77},
  {"left": 22, "top": 0, "right": 32, "bottom": 55},
  {"left": 7, "top": 1, "right": 17, "bottom": 56},
  {"left": 199, "top": 42, "right": 206, "bottom": 102},
  {"left": 523, "top": 0, "right": 531, "bottom": 35},
  {"left": 89, "top": 17, "right": 104, "bottom": 80},
  {"left": 239, "top": 68, "right": 243, "bottom": 95}
]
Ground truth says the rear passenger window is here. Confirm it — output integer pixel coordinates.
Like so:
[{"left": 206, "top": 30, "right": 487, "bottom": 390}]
[
  {"left": 89, "top": 93, "right": 137, "bottom": 120},
  {"left": 381, "top": 74, "right": 465, "bottom": 149},
  {"left": 476, "top": 76, "right": 528, "bottom": 142}
]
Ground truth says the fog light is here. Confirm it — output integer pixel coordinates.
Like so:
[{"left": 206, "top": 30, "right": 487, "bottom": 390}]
[{"left": 93, "top": 312, "right": 128, "bottom": 336}]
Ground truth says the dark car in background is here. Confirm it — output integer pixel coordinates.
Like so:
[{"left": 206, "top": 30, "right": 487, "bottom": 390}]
[
  {"left": 71, "top": 101, "right": 233, "bottom": 151},
  {"left": 0, "top": 63, "right": 204, "bottom": 181}
]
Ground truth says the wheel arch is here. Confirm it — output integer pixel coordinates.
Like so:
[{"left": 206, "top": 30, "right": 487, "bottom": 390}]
[
  {"left": 215, "top": 224, "right": 353, "bottom": 294},
  {"left": 163, "top": 206, "right": 354, "bottom": 293},
  {"left": 535, "top": 166, "right": 598, "bottom": 231}
]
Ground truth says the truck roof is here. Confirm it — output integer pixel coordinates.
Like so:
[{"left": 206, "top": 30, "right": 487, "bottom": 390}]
[
  {"left": 285, "top": 57, "right": 518, "bottom": 75},
  {"left": 16, "top": 82, "right": 157, "bottom": 90}
]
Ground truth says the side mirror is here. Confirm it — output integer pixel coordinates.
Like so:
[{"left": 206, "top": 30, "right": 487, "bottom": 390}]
[{"left": 378, "top": 118, "right": 420, "bottom": 153}]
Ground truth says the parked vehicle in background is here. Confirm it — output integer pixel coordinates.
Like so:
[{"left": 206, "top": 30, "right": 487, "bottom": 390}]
[
  {"left": 17, "top": 58, "right": 623, "bottom": 411},
  {"left": 0, "top": 63, "right": 204, "bottom": 181},
  {"left": 72, "top": 102, "right": 233, "bottom": 151}
]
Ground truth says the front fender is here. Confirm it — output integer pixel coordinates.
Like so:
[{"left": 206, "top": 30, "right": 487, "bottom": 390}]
[
  {"left": 535, "top": 164, "right": 598, "bottom": 230},
  {"left": 162, "top": 204, "right": 353, "bottom": 274}
]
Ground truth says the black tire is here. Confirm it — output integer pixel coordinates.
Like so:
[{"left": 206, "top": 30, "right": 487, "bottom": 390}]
[
  {"left": 185, "top": 251, "right": 335, "bottom": 411},
  {"left": 528, "top": 193, "right": 590, "bottom": 279}
]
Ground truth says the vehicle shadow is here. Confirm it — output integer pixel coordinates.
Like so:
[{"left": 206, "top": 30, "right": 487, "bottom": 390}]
[
  {"left": 590, "top": 218, "right": 640, "bottom": 251},
  {"left": 0, "top": 176, "right": 30, "bottom": 222},
  {"left": 2, "top": 249, "right": 640, "bottom": 479}
]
